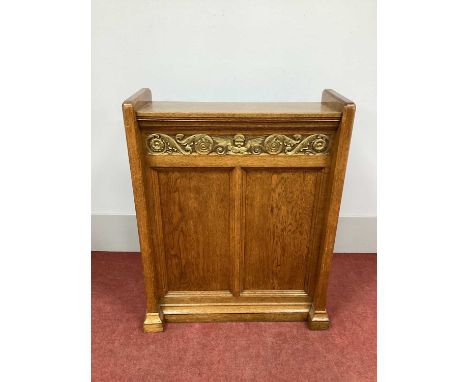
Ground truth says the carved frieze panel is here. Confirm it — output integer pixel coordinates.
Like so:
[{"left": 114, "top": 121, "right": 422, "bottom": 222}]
[{"left": 146, "top": 133, "right": 331, "bottom": 156}]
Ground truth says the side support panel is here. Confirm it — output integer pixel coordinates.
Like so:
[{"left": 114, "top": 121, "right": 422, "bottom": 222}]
[
  {"left": 309, "top": 90, "right": 356, "bottom": 329},
  {"left": 122, "top": 89, "right": 164, "bottom": 332}
]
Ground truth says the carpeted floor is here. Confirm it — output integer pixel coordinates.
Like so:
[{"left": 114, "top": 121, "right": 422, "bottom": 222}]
[{"left": 92, "top": 252, "right": 376, "bottom": 381}]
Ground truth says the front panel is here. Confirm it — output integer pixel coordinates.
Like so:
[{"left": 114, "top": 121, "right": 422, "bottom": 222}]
[
  {"left": 143, "top": 130, "right": 332, "bottom": 297},
  {"left": 243, "top": 168, "right": 323, "bottom": 291},
  {"left": 152, "top": 168, "right": 232, "bottom": 291}
]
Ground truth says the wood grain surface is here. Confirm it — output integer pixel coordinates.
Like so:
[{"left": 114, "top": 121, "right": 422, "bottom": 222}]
[
  {"left": 136, "top": 101, "right": 342, "bottom": 119},
  {"left": 157, "top": 168, "right": 231, "bottom": 291},
  {"left": 243, "top": 169, "right": 320, "bottom": 291}
]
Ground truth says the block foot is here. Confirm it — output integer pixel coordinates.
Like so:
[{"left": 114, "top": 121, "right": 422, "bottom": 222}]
[
  {"left": 307, "top": 310, "right": 330, "bottom": 330},
  {"left": 143, "top": 312, "right": 165, "bottom": 333}
]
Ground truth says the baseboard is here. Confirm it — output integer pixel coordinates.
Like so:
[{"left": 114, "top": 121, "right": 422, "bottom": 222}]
[{"left": 91, "top": 214, "right": 376, "bottom": 253}]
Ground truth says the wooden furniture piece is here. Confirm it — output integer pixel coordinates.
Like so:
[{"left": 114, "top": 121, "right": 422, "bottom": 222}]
[{"left": 122, "top": 89, "right": 355, "bottom": 333}]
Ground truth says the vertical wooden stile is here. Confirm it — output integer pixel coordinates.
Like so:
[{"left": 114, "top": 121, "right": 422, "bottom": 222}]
[{"left": 231, "top": 167, "right": 244, "bottom": 297}]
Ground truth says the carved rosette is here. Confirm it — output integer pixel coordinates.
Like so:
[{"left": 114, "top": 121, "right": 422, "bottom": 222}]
[{"left": 146, "top": 133, "right": 331, "bottom": 156}]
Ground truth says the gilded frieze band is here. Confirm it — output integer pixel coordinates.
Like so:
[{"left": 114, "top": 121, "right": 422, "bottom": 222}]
[{"left": 146, "top": 133, "right": 331, "bottom": 156}]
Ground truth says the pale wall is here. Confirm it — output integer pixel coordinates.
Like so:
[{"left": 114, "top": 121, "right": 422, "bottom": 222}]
[{"left": 92, "top": 0, "right": 376, "bottom": 252}]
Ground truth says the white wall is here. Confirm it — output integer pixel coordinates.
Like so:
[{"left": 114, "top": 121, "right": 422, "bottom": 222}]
[{"left": 92, "top": 0, "right": 376, "bottom": 252}]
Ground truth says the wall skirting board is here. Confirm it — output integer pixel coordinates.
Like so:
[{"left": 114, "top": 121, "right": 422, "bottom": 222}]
[{"left": 91, "top": 214, "right": 376, "bottom": 253}]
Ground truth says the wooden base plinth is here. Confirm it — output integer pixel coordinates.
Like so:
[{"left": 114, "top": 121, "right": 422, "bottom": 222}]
[
  {"left": 143, "top": 313, "right": 164, "bottom": 333},
  {"left": 143, "top": 293, "right": 332, "bottom": 332},
  {"left": 144, "top": 291, "right": 325, "bottom": 330},
  {"left": 163, "top": 311, "right": 309, "bottom": 323},
  {"left": 307, "top": 310, "right": 330, "bottom": 330}
]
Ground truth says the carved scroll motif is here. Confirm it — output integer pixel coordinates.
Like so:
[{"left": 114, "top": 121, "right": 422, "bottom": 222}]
[{"left": 146, "top": 133, "right": 331, "bottom": 156}]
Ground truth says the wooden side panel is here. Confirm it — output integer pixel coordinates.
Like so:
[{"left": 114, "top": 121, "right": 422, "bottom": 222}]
[
  {"left": 154, "top": 168, "right": 231, "bottom": 291},
  {"left": 243, "top": 169, "right": 321, "bottom": 291}
]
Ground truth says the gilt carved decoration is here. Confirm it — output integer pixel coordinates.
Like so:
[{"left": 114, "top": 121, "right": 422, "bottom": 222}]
[{"left": 146, "top": 133, "right": 331, "bottom": 156}]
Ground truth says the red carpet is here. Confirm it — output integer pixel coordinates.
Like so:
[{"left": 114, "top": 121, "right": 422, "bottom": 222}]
[{"left": 92, "top": 252, "right": 376, "bottom": 381}]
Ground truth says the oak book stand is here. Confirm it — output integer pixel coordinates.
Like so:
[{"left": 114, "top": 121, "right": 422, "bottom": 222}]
[{"left": 122, "top": 89, "right": 355, "bottom": 333}]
